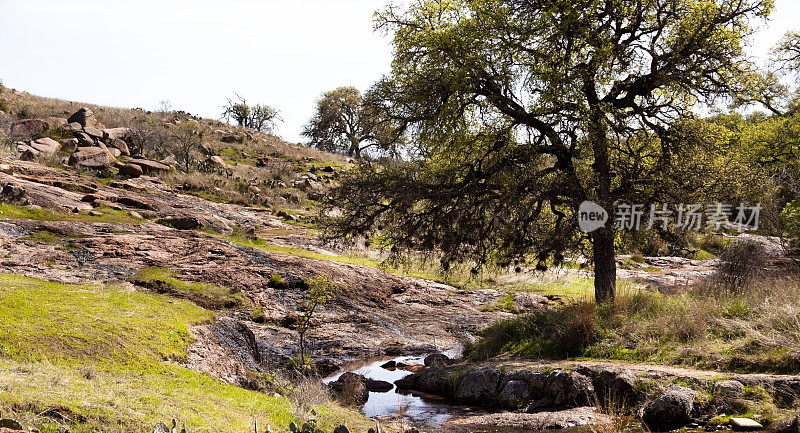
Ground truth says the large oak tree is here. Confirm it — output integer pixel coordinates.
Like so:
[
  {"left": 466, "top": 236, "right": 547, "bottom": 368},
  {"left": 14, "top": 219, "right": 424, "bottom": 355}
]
[{"left": 326, "top": 0, "right": 773, "bottom": 303}]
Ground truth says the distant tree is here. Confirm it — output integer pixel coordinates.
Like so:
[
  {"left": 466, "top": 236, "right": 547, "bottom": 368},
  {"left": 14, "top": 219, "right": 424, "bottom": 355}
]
[
  {"left": 302, "top": 86, "right": 404, "bottom": 158},
  {"left": 326, "top": 0, "right": 774, "bottom": 304},
  {"left": 170, "top": 121, "right": 204, "bottom": 172},
  {"left": 295, "top": 274, "right": 339, "bottom": 373},
  {"left": 222, "top": 94, "right": 281, "bottom": 133}
]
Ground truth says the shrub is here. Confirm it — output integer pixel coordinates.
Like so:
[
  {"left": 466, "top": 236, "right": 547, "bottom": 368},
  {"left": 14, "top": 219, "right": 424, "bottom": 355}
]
[
  {"left": 268, "top": 273, "right": 289, "bottom": 290},
  {"left": 716, "top": 239, "right": 768, "bottom": 291}
]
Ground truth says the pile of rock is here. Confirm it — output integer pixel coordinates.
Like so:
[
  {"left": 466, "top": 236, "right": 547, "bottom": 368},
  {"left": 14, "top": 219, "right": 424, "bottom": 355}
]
[{"left": 8, "top": 108, "right": 173, "bottom": 177}]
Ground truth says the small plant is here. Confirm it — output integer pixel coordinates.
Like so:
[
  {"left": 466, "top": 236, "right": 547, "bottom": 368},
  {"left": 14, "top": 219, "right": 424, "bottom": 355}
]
[
  {"left": 716, "top": 239, "right": 768, "bottom": 291},
  {"left": 268, "top": 273, "right": 289, "bottom": 290},
  {"left": 251, "top": 305, "right": 266, "bottom": 323},
  {"left": 295, "top": 274, "right": 340, "bottom": 373}
]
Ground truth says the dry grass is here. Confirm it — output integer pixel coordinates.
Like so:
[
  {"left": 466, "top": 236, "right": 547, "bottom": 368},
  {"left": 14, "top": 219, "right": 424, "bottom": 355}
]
[{"left": 468, "top": 275, "right": 800, "bottom": 373}]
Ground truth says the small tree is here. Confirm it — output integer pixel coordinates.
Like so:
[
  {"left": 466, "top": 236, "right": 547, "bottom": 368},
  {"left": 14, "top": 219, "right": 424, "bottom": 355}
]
[
  {"left": 296, "top": 274, "right": 339, "bottom": 372},
  {"left": 303, "top": 86, "right": 404, "bottom": 158},
  {"left": 222, "top": 94, "right": 281, "bottom": 133},
  {"left": 170, "top": 121, "right": 204, "bottom": 172}
]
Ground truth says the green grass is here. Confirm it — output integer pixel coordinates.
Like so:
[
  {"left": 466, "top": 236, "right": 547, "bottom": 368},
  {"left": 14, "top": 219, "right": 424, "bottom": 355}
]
[
  {"left": 0, "top": 203, "right": 142, "bottom": 225},
  {"left": 466, "top": 280, "right": 800, "bottom": 374},
  {"left": 131, "top": 268, "right": 248, "bottom": 310},
  {"left": 480, "top": 294, "right": 518, "bottom": 313},
  {"left": 0, "top": 274, "right": 371, "bottom": 433}
]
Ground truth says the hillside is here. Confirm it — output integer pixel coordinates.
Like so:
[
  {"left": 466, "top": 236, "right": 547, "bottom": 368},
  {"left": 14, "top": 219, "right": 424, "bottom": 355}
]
[{"left": 2, "top": 86, "right": 800, "bottom": 433}]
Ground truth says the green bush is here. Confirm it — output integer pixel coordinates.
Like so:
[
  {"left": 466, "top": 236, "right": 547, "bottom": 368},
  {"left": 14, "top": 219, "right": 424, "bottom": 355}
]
[{"left": 268, "top": 273, "right": 289, "bottom": 290}]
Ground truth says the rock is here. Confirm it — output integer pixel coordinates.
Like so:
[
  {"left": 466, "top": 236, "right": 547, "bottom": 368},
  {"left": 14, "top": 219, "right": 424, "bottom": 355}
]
[
  {"left": 0, "top": 419, "right": 23, "bottom": 430},
  {"left": 63, "top": 138, "right": 79, "bottom": 151},
  {"left": 158, "top": 216, "right": 202, "bottom": 230},
  {"left": 66, "top": 122, "right": 83, "bottom": 132},
  {"left": 75, "top": 131, "right": 94, "bottom": 146},
  {"left": 69, "top": 147, "right": 115, "bottom": 169},
  {"left": 424, "top": 353, "right": 452, "bottom": 368},
  {"left": 84, "top": 126, "right": 104, "bottom": 139},
  {"left": 642, "top": 385, "right": 695, "bottom": 431},
  {"left": 208, "top": 155, "right": 226, "bottom": 168},
  {"left": 152, "top": 421, "right": 170, "bottom": 433},
  {"left": 366, "top": 379, "right": 394, "bottom": 392},
  {"left": 729, "top": 418, "right": 763, "bottom": 431},
  {"left": 329, "top": 372, "right": 369, "bottom": 405},
  {"left": 0, "top": 164, "right": 11, "bottom": 174},
  {"left": 10, "top": 118, "right": 50, "bottom": 139},
  {"left": 108, "top": 148, "right": 121, "bottom": 158},
  {"left": 322, "top": 165, "right": 335, "bottom": 173},
  {"left": 512, "top": 292, "right": 549, "bottom": 310},
  {"left": 29, "top": 137, "right": 61, "bottom": 155},
  {"left": 333, "top": 426, "right": 350, "bottom": 433},
  {"left": 499, "top": 379, "right": 531, "bottom": 408},
  {"left": 43, "top": 117, "right": 68, "bottom": 128},
  {"left": 102, "top": 127, "right": 129, "bottom": 141},
  {"left": 380, "top": 360, "right": 397, "bottom": 369},
  {"left": 160, "top": 155, "right": 178, "bottom": 168},
  {"left": 108, "top": 138, "right": 130, "bottom": 156},
  {"left": 129, "top": 158, "right": 171, "bottom": 175},
  {"left": 18, "top": 146, "right": 38, "bottom": 161},
  {"left": 67, "top": 107, "right": 97, "bottom": 128},
  {"left": 715, "top": 380, "right": 745, "bottom": 399},
  {"left": 545, "top": 370, "right": 594, "bottom": 406},
  {"left": 119, "top": 163, "right": 144, "bottom": 178},
  {"left": 455, "top": 366, "right": 503, "bottom": 403}
]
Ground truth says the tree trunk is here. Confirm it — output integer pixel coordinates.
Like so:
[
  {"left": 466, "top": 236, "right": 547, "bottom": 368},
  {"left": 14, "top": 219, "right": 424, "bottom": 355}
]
[{"left": 593, "top": 226, "right": 616, "bottom": 304}]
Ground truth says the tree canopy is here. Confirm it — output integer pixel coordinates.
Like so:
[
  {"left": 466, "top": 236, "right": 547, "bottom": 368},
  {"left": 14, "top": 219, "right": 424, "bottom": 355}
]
[
  {"left": 325, "top": 0, "right": 774, "bottom": 303},
  {"left": 303, "top": 86, "right": 404, "bottom": 158}
]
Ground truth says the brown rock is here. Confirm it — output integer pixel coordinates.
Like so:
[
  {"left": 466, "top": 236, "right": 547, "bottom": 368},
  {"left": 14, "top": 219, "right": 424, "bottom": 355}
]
[
  {"left": 119, "top": 163, "right": 144, "bottom": 178},
  {"left": 30, "top": 137, "right": 61, "bottom": 155},
  {"left": 129, "top": 158, "right": 171, "bottom": 175},
  {"left": 108, "top": 138, "right": 130, "bottom": 156},
  {"left": 102, "top": 127, "right": 130, "bottom": 141},
  {"left": 43, "top": 117, "right": 68, "bottom": 128},
  {"left": 75, "top": 131, "right": 94, "bottom": 146},
  {"left": 84, "top": 126, "right": 104, "bottom": 139},
  {"left": 10, "top": 118, "right": 49, "bottom": 140},
  {"left": 67, "top": 107, "right": 97, "bottom": 128},
  {"left": 68, "top": 147, "right": 115, "bottom": 169},
  {"left": 66, "top": 122, "right": 83, "bottom": 132}
]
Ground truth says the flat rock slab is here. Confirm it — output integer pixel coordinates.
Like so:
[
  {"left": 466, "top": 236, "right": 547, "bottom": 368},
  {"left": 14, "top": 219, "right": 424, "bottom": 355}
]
[
  {"left": 730, "top": 418, "right": 763, "bottom": 431},
  {"left": 445, "top": 406, "right": 609, "bottom": 430}
]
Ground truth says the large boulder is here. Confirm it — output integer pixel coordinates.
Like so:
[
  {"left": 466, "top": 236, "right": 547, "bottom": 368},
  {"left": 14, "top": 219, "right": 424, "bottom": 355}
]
[
  {"left": 366, "top": 379, "right": 394, "bottom": 392},
  {"left": 642, "top": 385, "right": 696, "bottom": 431},
  {"left": 108, "top": 138, "right": 130, "bottom": 156},
  {"left": 129, "top": 158, "right": 172, "bottom": 175},
  {"left": 10, "top": 118, "right": 49, "bottom": 140},
  {"left": 329, "top": 372, "right": 370, "bottom": 406},
  {"left": 119, "top": 163, "right": 144, "bottom": 178},
  {"left": 714, "top": 380, "right": 745, "bottom": 400},
  {"left": 84, "top": 126, "right": 105, "bottom": 139},
  {"left": 545, "top": 370, "right": 594, "bottom": 406},
  {"left": 68, "top": 146, "right": 116, "bottom": 169},
  {"left": 102, "top": 127, "right": 130, "bottom": 141},
  {"left": 67, "top": 107, "right": 98, "bottom": 128},
  {"left": 29, "top": 137, "right": 61, "bottom": 155},
  {"left": 498, "top": 379, "right": 531, "bottom": 408},
  {"left": 424, "top": 353, "right": 452, "bottom": 368},
  {"left": 455, "top": 366, "right": 503, "bottom": 404}
]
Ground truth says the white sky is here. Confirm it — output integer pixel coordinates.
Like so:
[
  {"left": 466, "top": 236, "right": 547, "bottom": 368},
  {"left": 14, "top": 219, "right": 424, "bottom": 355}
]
[{"left": 0, "top": 0, "right": 798, "bottom": 143}]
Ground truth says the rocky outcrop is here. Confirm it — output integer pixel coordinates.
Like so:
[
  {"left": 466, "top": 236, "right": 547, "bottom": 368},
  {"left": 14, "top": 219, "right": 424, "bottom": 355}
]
[
  {"left": 128, "top": 158, "right": 172, "bottom": 175},
  {"left": 329, "top": 372, "right": 370, "bottom": 405},
  {"left": 642, "top": 385, "right": 696, "bottom": 431},
  {"left": 10, "top": 119, "right": 50, "bottom": 140},
  {"left": 67, "top": 107, "right": 99, "bottom": 128},
  {"left": 68, "top": 146, "right": 115, "bottom": 169},
  {"left": 455, "top": 366, "right": 503, "bottom": 403}
]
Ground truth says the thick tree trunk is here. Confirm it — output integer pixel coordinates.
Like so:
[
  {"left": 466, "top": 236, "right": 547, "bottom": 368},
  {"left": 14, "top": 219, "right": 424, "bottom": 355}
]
[{"left": 593, "top": 227, "right": 616, "bottom": 304}]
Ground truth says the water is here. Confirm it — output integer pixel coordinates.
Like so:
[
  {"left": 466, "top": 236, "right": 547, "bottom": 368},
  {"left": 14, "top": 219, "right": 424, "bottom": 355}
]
[{"left": 323, "top": 354, "right": 460, "bottom": 427}]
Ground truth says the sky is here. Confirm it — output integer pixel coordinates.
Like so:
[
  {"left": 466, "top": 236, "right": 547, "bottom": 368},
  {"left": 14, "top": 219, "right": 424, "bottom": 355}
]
[{"left": 0, "top": 0, "right": 798, "bottom": 143}]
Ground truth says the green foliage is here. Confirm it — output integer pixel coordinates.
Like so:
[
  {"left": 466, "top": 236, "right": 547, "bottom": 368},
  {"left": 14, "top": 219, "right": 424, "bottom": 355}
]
[
  {"left": 222, "top": 94, "right": 280, "bottom": 133},
  {"left": 268, "top": 273, "right": 289, "bottom": 290},
  {"left": 295, "top": 274, "right": 340, "bottom": 371},
  {"left": 329, "top": 0, "right": 773, "bottom": 303},
  {"left": 131, "top": 268, "right": 247, "bottom": 310},
  {"left": 480, "top": 294, "right": 517, "bottom": 313},
  {"left": 303, "top": 86, "right": 403, "bottom": 158},
  {"left": 251, "top": 305, "right": 266, "bottom": 323}
]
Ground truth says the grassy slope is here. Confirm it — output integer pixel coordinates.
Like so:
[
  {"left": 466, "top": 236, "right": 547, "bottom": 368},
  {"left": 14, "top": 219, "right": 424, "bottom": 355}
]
[{"left": 0, "top": 274, "right": 370, "bottom": 433}]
